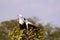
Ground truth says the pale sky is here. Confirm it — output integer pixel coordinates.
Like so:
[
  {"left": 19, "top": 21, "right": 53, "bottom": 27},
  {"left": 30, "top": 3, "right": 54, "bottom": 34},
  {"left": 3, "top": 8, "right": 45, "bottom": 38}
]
[{"left": 0, "top": 0, "right": 60, "bottom": 26}]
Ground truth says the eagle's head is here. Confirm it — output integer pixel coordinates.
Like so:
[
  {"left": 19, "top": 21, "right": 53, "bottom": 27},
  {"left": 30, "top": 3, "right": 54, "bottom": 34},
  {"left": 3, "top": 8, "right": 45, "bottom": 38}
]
[{"left": 18, "top": 14, "right": 22, "bottom": 18}]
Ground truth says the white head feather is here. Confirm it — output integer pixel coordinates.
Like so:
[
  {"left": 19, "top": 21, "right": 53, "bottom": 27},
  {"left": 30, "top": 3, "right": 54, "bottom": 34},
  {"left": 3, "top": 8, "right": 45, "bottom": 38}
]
[
  {"left": 18, "top": 14, "right": 24, "bottom": 24},
  {"left": 18, "top": 14, "right": 22, "bottom": 18}
]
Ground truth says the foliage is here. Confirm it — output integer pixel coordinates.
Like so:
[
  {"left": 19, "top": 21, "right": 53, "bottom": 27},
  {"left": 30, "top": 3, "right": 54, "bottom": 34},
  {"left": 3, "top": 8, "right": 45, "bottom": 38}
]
[
  {"left": 8, "top": 23, "right": 44, "bottom": 40},
  {"left": 8, "top": 26, "right": 24, "bottom": 40},
  {"left": 0, "top": 18, "right": 60, "bottom": 40}
]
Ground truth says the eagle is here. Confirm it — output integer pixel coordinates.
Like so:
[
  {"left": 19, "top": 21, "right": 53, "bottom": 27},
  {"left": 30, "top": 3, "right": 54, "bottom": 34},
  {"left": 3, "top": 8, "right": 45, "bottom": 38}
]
[{"left": 18, "top": 14, "right": 36, "bottom": 30}]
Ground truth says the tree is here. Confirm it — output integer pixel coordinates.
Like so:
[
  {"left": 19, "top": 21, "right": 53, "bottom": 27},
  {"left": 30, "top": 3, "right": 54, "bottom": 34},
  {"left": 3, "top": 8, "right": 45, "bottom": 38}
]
[{"left": 8, "top": 18, "right": 44, "bottom": 40}]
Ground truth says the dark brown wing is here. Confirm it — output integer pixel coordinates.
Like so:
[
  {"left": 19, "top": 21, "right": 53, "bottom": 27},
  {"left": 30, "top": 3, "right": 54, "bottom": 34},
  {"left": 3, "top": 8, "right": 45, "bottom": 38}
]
[{"left": 28, "top": 24, "right": 36, "bottom": 29}]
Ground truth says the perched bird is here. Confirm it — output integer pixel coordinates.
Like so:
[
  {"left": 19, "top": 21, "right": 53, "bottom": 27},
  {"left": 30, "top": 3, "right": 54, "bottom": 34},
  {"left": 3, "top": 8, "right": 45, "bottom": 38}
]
[{"left": 18, "top": 14, "right": 36, "bottom": 30}]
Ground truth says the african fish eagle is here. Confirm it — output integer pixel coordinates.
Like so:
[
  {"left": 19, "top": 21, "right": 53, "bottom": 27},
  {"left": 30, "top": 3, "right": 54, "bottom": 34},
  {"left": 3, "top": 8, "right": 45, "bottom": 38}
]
[{"left": 18, "top": 14, "right": 36, "bottom": 30}]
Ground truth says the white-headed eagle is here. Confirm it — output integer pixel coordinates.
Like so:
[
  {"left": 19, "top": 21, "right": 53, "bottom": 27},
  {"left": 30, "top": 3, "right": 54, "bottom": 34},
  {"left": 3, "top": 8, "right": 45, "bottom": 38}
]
[{"left": 18, "top": 14, "right": 36, "bottom": 30}]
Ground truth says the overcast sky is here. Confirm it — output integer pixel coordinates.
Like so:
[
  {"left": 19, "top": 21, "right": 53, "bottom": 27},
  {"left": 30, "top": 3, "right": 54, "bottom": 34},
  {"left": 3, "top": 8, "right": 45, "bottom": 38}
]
[{"left": 0, "top": 0, "right": 60, "bottom": 26}]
